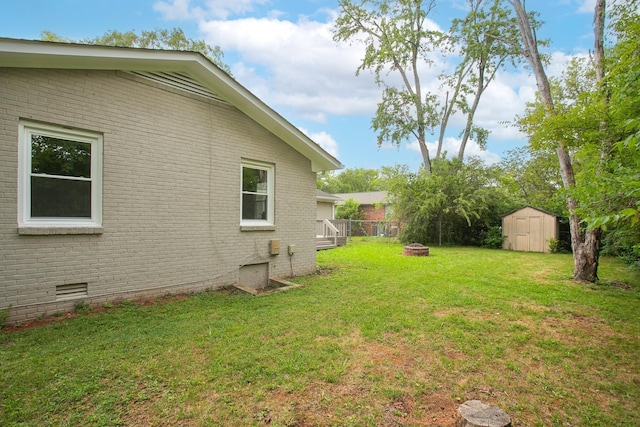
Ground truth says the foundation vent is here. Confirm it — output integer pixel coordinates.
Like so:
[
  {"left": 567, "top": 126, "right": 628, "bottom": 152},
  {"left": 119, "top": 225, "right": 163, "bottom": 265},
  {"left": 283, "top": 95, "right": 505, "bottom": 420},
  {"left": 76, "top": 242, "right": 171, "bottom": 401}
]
[{"left": 56, "top": 283, "right": 88, "bottom": 301}]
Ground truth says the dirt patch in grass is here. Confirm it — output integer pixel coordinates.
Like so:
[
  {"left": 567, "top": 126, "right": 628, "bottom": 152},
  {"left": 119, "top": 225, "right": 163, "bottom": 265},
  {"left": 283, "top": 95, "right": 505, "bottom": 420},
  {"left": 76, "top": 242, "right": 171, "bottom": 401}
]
[
  {"left": 316, "top": 265, "right": 338, "bottom": 276},
  {"left": 112, "top": 330, "right": 460, "bottom": 426},
  {"left": 245, "top": 331, "right": 460, "bottom": 426},
  {"left": 247, "top": 378, "right": 459, "bottom": 427},
  {"left": 601, "top": 281, "right": 633, "bottom": 290},
  {"left": 3, "top": 293, "right": 191, "bottom": 333}
]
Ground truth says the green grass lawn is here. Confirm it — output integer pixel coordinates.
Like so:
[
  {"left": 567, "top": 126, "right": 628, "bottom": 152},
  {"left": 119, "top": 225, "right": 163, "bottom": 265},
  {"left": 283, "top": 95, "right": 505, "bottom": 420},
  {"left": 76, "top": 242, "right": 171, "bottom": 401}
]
[{"left": 1, "top": 239, "right": 639, "bottom": 426}]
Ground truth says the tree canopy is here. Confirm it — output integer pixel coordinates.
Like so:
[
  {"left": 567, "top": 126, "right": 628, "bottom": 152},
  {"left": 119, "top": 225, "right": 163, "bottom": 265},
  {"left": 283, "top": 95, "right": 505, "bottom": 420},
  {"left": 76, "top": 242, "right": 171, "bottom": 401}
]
[
  {"left": 441, "top": 0, "right": 524, "bottom": 159},
  {"left": 333, "top": 0, "right": 441, "bottom": 172},
  {"left": 385, "top": 158, "right": 516, "bottom": 246},
  {"left": 317, "top": 168, "right": 386, "bottom": 194},
  {"left": 41, "top": 28, "right": 231, "bottom": 75},
  {"left": 333, "top": 0, "right": 524, "bottom": 172}
]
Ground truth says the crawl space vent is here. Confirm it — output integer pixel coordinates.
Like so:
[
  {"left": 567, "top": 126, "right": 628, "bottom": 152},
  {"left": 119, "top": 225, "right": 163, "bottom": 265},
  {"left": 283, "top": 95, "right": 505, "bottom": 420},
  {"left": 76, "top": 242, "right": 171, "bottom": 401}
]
[{"left": 56, "top": 283, "right": 88, "bottom": 301}]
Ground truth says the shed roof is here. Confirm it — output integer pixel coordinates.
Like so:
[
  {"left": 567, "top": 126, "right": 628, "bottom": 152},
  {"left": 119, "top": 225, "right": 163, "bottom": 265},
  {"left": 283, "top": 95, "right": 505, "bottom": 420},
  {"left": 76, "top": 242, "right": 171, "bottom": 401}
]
[
  {"left": 501, "top": 205, "right": 559, "bottom": 218},
  {"left": 0, "top": 37, "right": 343, "bottom": 173}
]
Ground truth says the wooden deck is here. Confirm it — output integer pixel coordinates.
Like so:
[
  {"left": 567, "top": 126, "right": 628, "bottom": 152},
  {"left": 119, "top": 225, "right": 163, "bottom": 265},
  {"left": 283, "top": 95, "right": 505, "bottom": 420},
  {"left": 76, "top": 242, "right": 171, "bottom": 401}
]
[{"left": 316, "top": 219, "right": 348, "bottom": 250}]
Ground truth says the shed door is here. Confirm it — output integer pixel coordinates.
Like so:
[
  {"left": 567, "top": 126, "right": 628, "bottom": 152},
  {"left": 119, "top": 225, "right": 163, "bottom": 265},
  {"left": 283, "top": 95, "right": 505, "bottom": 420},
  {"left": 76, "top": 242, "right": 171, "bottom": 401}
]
[
  {"left": 529, "top": 216, "right": 543, "bottom": 252},
  {"left": 515, "top": 217, "right": 529, "bottom": 251}
]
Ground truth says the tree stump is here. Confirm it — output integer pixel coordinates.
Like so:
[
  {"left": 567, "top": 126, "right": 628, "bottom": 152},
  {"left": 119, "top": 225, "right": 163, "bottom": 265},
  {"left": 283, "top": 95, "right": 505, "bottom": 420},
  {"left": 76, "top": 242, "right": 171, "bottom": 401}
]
[{"left": 456, "top": 400, "right": 511, "bottom": 427}]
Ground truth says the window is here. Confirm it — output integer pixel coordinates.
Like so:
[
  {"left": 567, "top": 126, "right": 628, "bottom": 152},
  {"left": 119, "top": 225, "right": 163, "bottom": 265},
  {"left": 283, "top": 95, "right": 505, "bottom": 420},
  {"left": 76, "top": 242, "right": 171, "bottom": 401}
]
[
  {"left": 241, "top": 160, "right": 274, "bottom": 226},
  {"left": 18, "top": 121, "right": 102, "bottom": 229}
]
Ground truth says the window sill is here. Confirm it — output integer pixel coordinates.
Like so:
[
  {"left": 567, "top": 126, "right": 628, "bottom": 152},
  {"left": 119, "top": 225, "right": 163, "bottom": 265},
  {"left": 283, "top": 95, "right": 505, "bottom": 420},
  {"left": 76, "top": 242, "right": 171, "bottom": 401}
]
[
  {"left": 240, "top": 225, "right": 276, "bottom": 232},
  {"left": 18, "top": 226, "right": 104, "bottom": 235}
]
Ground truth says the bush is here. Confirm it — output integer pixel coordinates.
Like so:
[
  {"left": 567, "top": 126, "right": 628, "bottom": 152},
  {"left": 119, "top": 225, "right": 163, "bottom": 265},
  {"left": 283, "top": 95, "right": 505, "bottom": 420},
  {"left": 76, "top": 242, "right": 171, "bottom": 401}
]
[
  {"left": 601, "top": 228, "right": 640, "bottom": 271},
  {"left": 482, "top": 226, "right": 505, "bottom": 249},
  {"left": 336, "top": 198, "right": 363, "bottom": 220}
]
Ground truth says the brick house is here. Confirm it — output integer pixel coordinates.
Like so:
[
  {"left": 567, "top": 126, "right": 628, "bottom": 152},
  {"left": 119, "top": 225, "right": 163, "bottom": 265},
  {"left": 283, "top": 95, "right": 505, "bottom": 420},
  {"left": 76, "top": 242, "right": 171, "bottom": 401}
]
[
  {"left": 335, "top": 191, "right": 395, "bottom": 236},
  {"left": 0, "top": 38, "right": 342, "bottom": 324}
]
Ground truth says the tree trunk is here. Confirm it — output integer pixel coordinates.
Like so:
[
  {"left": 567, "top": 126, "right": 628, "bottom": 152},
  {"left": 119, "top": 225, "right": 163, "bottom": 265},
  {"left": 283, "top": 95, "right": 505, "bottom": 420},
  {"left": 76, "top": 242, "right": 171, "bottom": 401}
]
[
  {"left": 458, "top": 58, "right": 485, "bottom": 160},
  {"left": 438, "top": 64, "right": 470, "bottom": 158},
  {"left": 418, "top": 131, "right": 432, "bottom": 174},
  {"left": 509, "top": 0, "right": 601, "bottom": 281},
  {"left": 437, "top": 91, "right": 452, "bottom": 158},
  {"left": 572, "top": 0, "right": 607, "bottom": 282},
  {"left": 573, "top": 228, "right": 601, "bottom": 281},
  {"left": 593, "top": 0, "right": 606, "bottom": 83}
]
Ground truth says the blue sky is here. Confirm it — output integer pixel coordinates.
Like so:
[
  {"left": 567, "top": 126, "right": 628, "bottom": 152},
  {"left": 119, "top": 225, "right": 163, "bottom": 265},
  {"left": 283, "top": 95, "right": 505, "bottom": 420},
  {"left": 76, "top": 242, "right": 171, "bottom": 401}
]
[{"left": 1, "top": 0, "right": 597, "bottom": 171}]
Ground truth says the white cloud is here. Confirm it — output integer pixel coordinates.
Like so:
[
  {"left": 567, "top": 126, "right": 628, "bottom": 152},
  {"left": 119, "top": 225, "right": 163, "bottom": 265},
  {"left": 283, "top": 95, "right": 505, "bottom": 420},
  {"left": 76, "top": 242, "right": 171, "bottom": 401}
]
[
  {"left": 185, "top": 4, "right": 529, "bottom": 140},
  {"left": 154, "top": 0, "right": 204, "bottom": 20},
  {"left": 577, "top": 0, "right": 596, "bottom": 13},
  {"left": 199, "top": 16, "right": 381, "bottom": 119},
  {"left": 546, "top": 51, "right": 591, "bottom": 77},
  {"left": 470, "top": 71, "right": 535, "bottom": 140},
  {"left": 300, "top": 128, "right": 339, "bottom": 158},
  {"left": 406, "top": 136, "right": 501, "bottom": 165},
  {"left": 153, "top": 1, "right": 593, "bottom": 167},
  {"left": 154, "top": 0, "right": 268, "bottom": 20}
]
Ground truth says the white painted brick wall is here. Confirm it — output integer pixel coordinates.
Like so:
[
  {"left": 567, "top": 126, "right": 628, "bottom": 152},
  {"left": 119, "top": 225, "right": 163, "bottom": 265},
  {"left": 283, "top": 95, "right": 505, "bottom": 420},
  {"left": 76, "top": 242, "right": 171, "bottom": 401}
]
[{"left": 0, "top": 69, "right": 319, "bottom": 323}]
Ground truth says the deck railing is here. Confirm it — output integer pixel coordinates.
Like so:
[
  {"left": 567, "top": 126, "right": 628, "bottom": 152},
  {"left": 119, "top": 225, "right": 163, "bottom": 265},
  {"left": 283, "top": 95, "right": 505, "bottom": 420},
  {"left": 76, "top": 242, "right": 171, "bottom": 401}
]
[{"left": 316, "top": 219, "right": 339, "bottom": 247}]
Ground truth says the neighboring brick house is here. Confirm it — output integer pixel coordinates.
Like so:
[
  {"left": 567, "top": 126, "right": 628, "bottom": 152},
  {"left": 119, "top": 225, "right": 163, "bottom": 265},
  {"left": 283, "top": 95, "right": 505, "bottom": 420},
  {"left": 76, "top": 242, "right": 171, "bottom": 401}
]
[
  {"left": 335, "top": 191, "right": 394, "bottom": 236},
  {"left": 0, "top": 38, "right": 342, "bottom": 324}
]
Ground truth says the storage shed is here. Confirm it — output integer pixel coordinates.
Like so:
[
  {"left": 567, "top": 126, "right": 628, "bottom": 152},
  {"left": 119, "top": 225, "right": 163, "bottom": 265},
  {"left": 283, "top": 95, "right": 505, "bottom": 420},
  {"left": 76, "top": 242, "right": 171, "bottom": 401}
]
[{"left": 502, "top": 206, "right": 559, "bottom": 253}]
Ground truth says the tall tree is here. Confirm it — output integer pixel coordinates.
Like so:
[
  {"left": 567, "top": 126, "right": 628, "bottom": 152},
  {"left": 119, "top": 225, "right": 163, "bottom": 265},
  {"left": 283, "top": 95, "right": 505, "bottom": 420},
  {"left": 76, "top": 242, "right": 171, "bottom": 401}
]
[
  {"left": 575, "top": 0, "right": 640, "bottom": 269},
  {"left": 333, "top": 1, "right": 523, "bottom": 171},
  {"left": 508, "top": 0, "right": 616, "bottom": 281},
  {"left": 439, "top": 0, "right": 523, "bottom": 160},
  {"left": 41, "top": 28, "right": 231, "bottom": 75},
  {"left": 333, "top": 0, "right": 442, "bottom": 173}
]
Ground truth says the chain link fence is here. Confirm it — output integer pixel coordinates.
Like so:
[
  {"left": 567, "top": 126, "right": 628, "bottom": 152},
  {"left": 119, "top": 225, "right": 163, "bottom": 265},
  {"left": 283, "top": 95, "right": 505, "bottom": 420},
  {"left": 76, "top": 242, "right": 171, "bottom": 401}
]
[{"left": 332, "top": 219, "right": 402, "bottom": 239}]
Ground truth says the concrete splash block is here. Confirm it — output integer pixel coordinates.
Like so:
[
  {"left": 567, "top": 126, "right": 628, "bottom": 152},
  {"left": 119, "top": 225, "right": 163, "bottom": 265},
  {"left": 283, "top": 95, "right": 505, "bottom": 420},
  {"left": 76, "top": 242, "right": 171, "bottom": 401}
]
[{"left": 233, "top": 278, "right": 304, "bottom": 296}]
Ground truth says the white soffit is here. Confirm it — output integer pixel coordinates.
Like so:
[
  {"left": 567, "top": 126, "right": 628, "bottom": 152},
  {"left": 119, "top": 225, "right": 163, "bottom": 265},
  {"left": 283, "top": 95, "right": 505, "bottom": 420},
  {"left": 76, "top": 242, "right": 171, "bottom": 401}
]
[{"left": 0, "top": 38, "right": 343, "bottom": 172}]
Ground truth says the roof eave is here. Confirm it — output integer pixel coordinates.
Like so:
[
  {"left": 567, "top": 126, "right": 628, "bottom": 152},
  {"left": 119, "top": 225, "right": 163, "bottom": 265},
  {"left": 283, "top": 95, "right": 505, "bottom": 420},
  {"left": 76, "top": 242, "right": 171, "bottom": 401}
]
[{"left": 0, "top": 38, "right": 343, "bottom": 173}]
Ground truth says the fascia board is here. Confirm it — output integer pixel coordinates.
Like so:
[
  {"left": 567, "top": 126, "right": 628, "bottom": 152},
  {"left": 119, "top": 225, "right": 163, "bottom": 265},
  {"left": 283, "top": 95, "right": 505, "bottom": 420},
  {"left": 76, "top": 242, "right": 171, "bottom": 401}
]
[
  {"left": 0, "top": 38, "right": 343, "bottom": 172},
  {"left": 317, "top": 195, "right": 340, "bottom": 202}
]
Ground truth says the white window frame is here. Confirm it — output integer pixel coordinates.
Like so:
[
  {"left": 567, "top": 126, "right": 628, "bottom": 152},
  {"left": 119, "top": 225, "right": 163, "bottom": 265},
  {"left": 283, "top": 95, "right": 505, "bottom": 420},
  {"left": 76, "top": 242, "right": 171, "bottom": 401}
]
[
  {"left": 240, "top": 160, "right": 275, "bottom": 227},
  {"left": 18, "top": 121, "right": 103, "bottom": 229}
]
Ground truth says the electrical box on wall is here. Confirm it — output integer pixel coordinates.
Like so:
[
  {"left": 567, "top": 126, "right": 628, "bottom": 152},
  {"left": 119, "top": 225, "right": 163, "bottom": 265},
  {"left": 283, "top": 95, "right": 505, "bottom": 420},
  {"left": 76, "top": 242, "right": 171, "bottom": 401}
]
[
  {"left": 269, "top": 239, "right": 280, "bottom": 255},
  {"left": 288, "top": 244, "right": 296, "bottom": 256}
]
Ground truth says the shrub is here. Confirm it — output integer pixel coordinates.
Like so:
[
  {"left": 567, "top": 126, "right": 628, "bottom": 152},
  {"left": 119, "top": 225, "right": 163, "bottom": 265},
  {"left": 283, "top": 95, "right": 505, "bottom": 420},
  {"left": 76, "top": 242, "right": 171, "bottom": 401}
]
[{"left": 482, "top": 226, "right": 505, "bottom": 249}]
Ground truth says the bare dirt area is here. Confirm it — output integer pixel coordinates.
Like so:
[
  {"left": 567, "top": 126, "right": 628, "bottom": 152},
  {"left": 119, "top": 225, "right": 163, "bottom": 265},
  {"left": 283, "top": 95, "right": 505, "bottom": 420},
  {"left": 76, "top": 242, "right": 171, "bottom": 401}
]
[
  {"left": 2, "top": 293, "right": 190, "bottom": 334},
  {"left": 247, "top": 382, "right": 458, "bottom": 427},
  {"left": 246, "top": 331, "right": 460, "bottom": 426}
]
